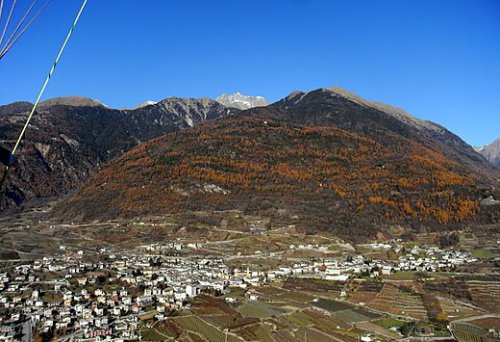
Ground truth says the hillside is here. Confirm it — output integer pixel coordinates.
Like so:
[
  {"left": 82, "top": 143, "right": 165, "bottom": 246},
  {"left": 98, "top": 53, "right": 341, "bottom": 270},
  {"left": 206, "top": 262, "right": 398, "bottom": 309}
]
[
  {"left": 0, "top": 97, "right": 237, "bottom": 210},
  {"left": 254, "top": 88, "right": 498, "bottom": 180},
  {"left": 54, "top": 89, "right": 499, "bottom": 241}
]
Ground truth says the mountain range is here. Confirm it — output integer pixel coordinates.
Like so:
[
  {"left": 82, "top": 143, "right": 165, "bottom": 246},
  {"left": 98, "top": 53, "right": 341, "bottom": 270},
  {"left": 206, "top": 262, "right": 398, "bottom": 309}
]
[
  {"left": 0, "top": 87, "right": 498, "bottom": 241},
  {"left": 0, "top": 97, "right": 237, "bottom": 210}
]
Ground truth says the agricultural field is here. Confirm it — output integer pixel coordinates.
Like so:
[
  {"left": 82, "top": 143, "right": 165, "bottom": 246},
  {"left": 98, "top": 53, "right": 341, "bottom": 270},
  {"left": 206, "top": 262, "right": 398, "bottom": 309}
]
[
  {"left": 173, "top": 316, "right": 244, "bottom": 342},
  {"left": 233, "top": 323, "right": 275, "bottom": 342},
  {"left": 139, "top": 327, "right": 170, "bottom": 341},
  {"left": 143, "top": 287, "right": 419, "bottom": 341},
  {"left": 283, "top": 278, "right": 345, "bottom": 297},
  {"left": 237, "top": 301, "right": 290, "bottom": 318},
  {"left": 373, "top": 318, "right": 406, "bottom": 329},
  {"left": 254, "top": 285, "right": 315, "bottom": 304},
  {"left": 333, "top": 308, "right": 381, "bottom": 323},
  {"left": 435, "top": 296, "right": 483, "bottom": 320},
  {"left": 367, "top": 283, "right": 429, "bottom": 320},
  {"left": 467, "top": 281, "right": 500, "bottom": 313},
  {"left": 312, "top": 298, "right": 354, "bottom": 313}
]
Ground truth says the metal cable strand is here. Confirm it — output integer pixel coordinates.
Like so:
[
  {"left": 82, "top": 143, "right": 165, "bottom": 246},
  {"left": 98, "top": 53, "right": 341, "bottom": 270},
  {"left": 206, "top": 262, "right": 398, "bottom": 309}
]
[
  {"left": 0, "top": 0, "right": 51, "bottom": 59},
  {"left": 0, "top": 0, "right": 39, "bottom": 52},
  {"left": 0, "top": 0, "right": 89, "bottom": 190},
  {"left": 0, "top": 0, "right": 5, "bottom": 33},
  {"left": 0, "top": 0, "right": 17, "bottom": 48}
]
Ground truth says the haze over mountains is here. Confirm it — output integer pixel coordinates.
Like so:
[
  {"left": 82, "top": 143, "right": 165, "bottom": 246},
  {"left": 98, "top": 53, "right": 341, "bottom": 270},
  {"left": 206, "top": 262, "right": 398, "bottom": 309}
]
[{"left": 0, "top": 87, "right": 498, "bottom": 240}]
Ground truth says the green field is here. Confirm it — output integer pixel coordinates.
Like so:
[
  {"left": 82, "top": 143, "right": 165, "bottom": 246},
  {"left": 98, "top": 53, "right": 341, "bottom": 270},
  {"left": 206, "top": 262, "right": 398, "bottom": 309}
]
[
  {"left": 237, "top": 301, "right": 288, "bottom": 318},
  {"left": 312, "top": 298, "right": 353, "bottom": 312},
  {"left": 334, "top": 309, "right": 373, "bottom": 323},
  {"left": 472, "top": 248, "right": 498, "bottom": 259},
  {"left": 373, "top": 318, "right": 406, "bottom": 329},
  {"left": 285, "top": 311, "right": 316, "bottom": 327},
  {"left": 254, "top": 324, "right": 274, "bottom": 342}
]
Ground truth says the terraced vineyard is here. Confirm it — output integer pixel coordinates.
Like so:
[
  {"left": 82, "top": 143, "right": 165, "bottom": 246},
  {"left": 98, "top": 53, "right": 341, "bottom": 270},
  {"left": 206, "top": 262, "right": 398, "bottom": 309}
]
[
  {"left": 436, "top": 296, "right": 482, "bottom": 319},
  {"left": 271, "top": 330, "right": 302, "bottom": 342},
  {"left": 368, "top": 283, "right": 429, "bottom": 320},
  {"left": 302, "top": 328, "right": 339, "bottom": 342},
  {"left": 132, "top": 273, "right": 499, "bottom": 342},
  {"left": 349, "top": 281, "right": 383, "bottom": 304},
  {"left": 283, "top": 278, "right": 344, "bottom": 295},
  {"left": 155, "top": 320, "right": 182, "bottom": 338},
  {"left": 467, "top": 281, "right": 500, "bottom": 313},
  {"left": 233, "top": 323, "right": 274, "bottom": 342},
  {"left": 140, "top": 328, "right": 169, "bottom": 341},
  {"left": 450, "top": 321, "right": 495, "bottom": 342},
  {"left": 199, "top": 315, "right": 237, "bottom": 329},
  {"left": 173, "top": 316, "right": 244, "bottom": 342},
  {"left": 349, "top": 291, "right": 378, "bottom": 304},
  {"left": 458, "top": 232, "right": 479, "bottom": 249},
  {"left": 415, "top": 233, "right": 438, "bottom": 246}
]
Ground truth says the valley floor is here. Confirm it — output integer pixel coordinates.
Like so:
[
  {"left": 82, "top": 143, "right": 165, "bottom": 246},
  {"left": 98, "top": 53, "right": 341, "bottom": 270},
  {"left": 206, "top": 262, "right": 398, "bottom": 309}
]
[{"left": 0, "top": 206, "right": 499, "bottom": 341}]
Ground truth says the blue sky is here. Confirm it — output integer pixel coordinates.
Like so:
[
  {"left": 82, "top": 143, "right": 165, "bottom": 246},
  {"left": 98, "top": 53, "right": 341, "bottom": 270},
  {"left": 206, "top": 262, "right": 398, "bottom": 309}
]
[{"left": 1, "top": 0, "right": 499, "bottom": 146}]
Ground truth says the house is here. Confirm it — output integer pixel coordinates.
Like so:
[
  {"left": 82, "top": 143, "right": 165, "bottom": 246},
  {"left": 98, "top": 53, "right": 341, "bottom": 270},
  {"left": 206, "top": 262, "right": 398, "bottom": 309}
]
[
  {"left": 185, "top": 284, "right": 198, "bottom": 297},
  {"left": 381, "top": 266, "right": 394, "bottom": 275}
]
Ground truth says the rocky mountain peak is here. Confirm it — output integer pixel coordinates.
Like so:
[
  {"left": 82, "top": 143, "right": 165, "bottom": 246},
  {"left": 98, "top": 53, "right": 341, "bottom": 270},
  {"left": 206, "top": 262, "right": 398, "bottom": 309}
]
[
  {"left": 216, "top": 92, "right": 269, "bottom": 110},
  {"left": 476, "top": 138, "right": 500, "bottom": 167},
  {"left": 154, "top": 97, "right": 235, "bottom": 128}
]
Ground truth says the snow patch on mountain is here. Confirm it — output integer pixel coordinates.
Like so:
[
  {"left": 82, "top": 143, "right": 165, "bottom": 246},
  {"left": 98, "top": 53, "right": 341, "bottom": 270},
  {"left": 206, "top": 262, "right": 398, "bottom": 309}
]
[{"left": 133, "top": 100, "right": 158, "bottom": 109}]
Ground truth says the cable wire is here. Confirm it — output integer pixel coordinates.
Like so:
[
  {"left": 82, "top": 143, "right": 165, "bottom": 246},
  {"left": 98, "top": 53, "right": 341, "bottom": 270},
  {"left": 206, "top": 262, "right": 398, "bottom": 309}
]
[
  {"left": 0, "top": 0, "right": 38, "bottom": 52},
  {"left": 0, "top": 0, "right": 17, "bottom": 48},
  {"left": 0, "top": 0, "right": 5, "bottom": 34},
  {"left": 0, "top": 0, "right": 88, "bottom": 190},
  {"left": 0, "top": 0, "right": 51, "bottom": 59}
]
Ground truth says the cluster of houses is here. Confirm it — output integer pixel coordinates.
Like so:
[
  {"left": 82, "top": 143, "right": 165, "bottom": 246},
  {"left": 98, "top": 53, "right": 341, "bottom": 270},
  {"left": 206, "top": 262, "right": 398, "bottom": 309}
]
[
  {"left": 264, "top": 243, "right": 478, "bottom": 282},
  {"left": 0, "top": 240, "right": 480, "bottom": 341},
  {"left": 0, "top": 250, "right": 234, "bottom": 341}
]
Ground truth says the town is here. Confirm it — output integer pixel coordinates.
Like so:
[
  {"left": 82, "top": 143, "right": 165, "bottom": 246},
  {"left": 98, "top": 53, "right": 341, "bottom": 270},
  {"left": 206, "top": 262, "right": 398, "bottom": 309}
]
[{"left": 1, "top": 233, "right": 499, "bottom": 342}]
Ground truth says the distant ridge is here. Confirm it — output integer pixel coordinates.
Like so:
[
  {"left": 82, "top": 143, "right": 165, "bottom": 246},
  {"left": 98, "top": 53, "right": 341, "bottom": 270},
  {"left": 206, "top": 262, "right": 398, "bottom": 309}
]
[
  {"left": 475, "top": 138, "right": 500, "bottom": 167},
  {"left": 39, "top": 96, "right": 107, "bottom": 108}
]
